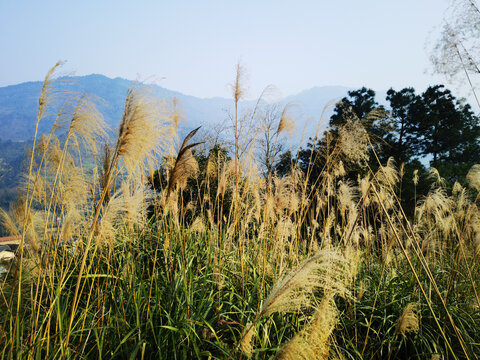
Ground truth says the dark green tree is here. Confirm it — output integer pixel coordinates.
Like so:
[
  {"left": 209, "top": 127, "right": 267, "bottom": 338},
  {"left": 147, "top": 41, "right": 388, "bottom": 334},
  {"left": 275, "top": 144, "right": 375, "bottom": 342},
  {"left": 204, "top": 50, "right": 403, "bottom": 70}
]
[
  {"left": 330, "top": 87, "right": 379, "bottom": 127},
  {"left": 274, "top": 150, "right": 294, "bottom": 177},
  {"left": 385, "top": 87, "right": 423, "bottom": 163},
  {"left": 415, "top": 85, "right": 480, "bottom": 182}
]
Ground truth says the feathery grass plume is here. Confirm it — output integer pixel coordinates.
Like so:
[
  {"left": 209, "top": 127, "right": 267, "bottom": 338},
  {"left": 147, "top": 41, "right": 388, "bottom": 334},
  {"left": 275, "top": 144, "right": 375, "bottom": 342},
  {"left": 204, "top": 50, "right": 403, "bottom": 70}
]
[
  {"left": 25, "top": 210, "right": 44, "bottom": 252},
  {"left": 45, "top": 135, "right": 64, "bottom": 170},
  {"left": 170, "top": 97, "right": 184, "bottom": 129},
  {"left": 230, "top": 62, "right": 248, "bottom": 206},
  {"left": 272, "top": 174, "right": 300, "bottom": 217},
  {"left": 333, "top": 160, "right": 346, "bottom": 178},
  {"left": 122, "top": 180, "right": 151, "bottom": 231},
  {"left": 166, "top": 127, "right": 203, "bottom": 198},
  {"left": 52, "top": 93, "right": 108, "bottom": 155},
  {"left": 375, "top": 157, "right": 399, "bottom": 186},
  {"left": 166, "top": 97, "right": 183, "bottom": 152},
  {"left": 274, "top": 218, "right": 297, "bottom": 257},
  {"left": 66, "top": 94, "right": 108, "bottom": 153},
  {"left": 60, "top": 208, "right": 82, "bottom": 243},
  {"left": 12, "top": 198, "right": 28, "bottom": 227},
  {"left": 237, "top": 249, "right": 358, "bottom": 358},
  {"left": 338, "top": 119, "right": 369, "bottom": 164},
  {"left": 337, "top": 180, "right": 357, "bottom": 217},
  {"left": 99, "top": 142, "right": 113, "bottom": 204},
  {"left": 189, "top": 216, "right": 205, "bottom": 234},
  {"left": 428, "top": 167, "right": 446, "bottom": 188},
  {"left": 322, "top": 212, "right": 335, "bottom": 245},
  {"left": 96, "top": 179, "right": 151, "bottom": 246},
  {"left": 239, "top": 322, "right": 256, "bottom": 357},
  {"left": 358, "top": 174, "right": 372, "bottom": 206},
  {"left": 216, "top": 160, "right": 233, "bottom": 198},
  {"left": 158, "top": 190, "right": 180, "bottom": 221},
  {"left": 60, "top": 164, "right": 89, "bottom": 212},
  {"left": 396, "top": 303, "right": 420, "bottom": 335},
  {"left": 275, "top": 247, "right": 360, "bottom": 359},
  {"left": 206, "top": 149, "right": 221, "bottom": 179},
  {"left": 116, "top": 85, "right": 172, "bottom": 174},
  {"left": 0, "top": 209, "right": 20, "bottom": 236},
  {"left": 416, "top": 188, "right": 452, "bottom": 227},
  {"left": 467, "top": 164, "right": 480, "bottom": 191},
  {"left": 96, "top": 187, "right": 124, "bottom": 248},
  {"left": 259, "top": 248, "right": 350, "bottom": 318},
  {"left": 372, "top": 187, "right": 395, "bottom": 212},
  {"left": 37, "top": 61, "right": 64, "bottom": 121},
  {"left": 231, "top": 62, "right": 247, "bottom": 104},
  {"left": 36, "top": 134, "right": 49, "bottom": 154},
  {"left": 172, "top": 149, "right": 199, "bottom": 191},
  {"left": 277, "top": 104, "right": 296, "bottom": 136},
  {"left": 0, "top": 200, "right": 42, "bottom": 252},
  {"left": 413, "top": 169, "right": 419, "bottom": 186},
  {"left": 275, "top": 295, "right": 337, "bottom": 360},
  {"left": 26, "top": 174, "right": 50, "bottom": 206}
]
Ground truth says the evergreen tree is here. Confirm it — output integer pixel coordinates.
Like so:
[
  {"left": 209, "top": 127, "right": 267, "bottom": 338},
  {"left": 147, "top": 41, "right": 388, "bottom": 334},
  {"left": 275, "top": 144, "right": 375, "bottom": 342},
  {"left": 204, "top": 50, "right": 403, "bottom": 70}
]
[
  {"left": 386, "top": 87, "right": 423, "bottom": 163},
  {"left": 416, "top": 85, "right": 480, "bottom": 183}
]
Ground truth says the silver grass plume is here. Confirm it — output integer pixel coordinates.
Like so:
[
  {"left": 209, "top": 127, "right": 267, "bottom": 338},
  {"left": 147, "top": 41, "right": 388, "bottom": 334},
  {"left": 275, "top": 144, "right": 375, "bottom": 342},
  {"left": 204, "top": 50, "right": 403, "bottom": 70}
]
[
  {"left": 274, "top": 247, "right": 361, "bottom": 359},
  {"left": 467, "top": 164, "right": 480, "bottom": 191},
  {"left": 238, "top": 249, "right": 352, "bottom": 357},
  {"left": 277, "top": 105, "right": 296, "bottom": 136},
  {"left": 259, "top": 248, "right": 351, "bottom": 317},
  {"left": 166, "top": 127, "right": 203, "bottom": 198},
  {"left": 396, "top": 303, "right": 420, "bottom": 335},
  {"left": 116, "top": 86, "right": 172, "bottom": 174}
]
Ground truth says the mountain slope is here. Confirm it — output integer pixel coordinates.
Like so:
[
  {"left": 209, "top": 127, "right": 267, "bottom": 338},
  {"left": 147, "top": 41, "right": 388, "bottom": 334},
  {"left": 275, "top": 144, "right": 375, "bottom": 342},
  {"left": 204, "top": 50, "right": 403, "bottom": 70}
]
[
  {"left": 0, "top": 74, "right": 360, "bottom": 147},
  {"left": 0, "top": 74, "right": 236, "bottom": 141}
]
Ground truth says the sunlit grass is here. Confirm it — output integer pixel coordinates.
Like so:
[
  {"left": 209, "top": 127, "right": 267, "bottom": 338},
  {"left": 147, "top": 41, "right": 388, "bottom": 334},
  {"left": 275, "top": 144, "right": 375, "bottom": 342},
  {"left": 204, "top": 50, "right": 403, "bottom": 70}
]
[{"left": 0, "top": 63, "right": 479, "bottom": 359}]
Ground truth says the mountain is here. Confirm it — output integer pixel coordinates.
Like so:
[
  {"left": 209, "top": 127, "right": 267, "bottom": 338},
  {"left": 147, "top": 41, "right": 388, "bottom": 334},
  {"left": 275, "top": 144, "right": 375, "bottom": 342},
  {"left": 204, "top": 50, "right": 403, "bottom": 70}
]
[
  {"left": 0, "top": 74, "right": 404, "bottom": 147},
  {"left": 0, "top": 74, "right": 237, "bottom": 141},
  {"left": 0, "top": 75, "right": 359, "bottom": 144},
  {"left": 0, "top": 75, "right": 366, "bottom": 208}
]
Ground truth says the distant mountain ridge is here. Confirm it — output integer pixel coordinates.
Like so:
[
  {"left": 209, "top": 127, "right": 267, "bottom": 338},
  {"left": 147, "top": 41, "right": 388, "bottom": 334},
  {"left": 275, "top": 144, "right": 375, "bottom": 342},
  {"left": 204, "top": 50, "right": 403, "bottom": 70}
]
[
  {"left": 0, "top": 74, "right": 235, "bottom": 141},
  {"left": 0, "top": 74, "right": 359, "bottom": 142}
]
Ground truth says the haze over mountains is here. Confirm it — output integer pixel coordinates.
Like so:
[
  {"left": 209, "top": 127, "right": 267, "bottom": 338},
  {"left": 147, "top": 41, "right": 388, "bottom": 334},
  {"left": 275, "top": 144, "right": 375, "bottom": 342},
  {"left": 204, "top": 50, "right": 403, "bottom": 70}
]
[{"left": 0, "top": 74, "right": 356, "bottom": 143}]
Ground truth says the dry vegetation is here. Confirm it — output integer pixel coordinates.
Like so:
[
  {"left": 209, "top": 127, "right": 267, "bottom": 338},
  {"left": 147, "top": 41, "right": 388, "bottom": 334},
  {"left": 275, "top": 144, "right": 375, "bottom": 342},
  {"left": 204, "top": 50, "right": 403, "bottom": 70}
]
[{"left": 0, "top": 62, "right": 479, "bottom": 360}]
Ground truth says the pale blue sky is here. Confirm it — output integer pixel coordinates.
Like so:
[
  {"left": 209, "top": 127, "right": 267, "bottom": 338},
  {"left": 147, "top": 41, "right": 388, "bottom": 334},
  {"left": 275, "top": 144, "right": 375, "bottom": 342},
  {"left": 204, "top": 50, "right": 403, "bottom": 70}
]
[{"left": 0, "top": 0, "right": 453, "bottom": 99}]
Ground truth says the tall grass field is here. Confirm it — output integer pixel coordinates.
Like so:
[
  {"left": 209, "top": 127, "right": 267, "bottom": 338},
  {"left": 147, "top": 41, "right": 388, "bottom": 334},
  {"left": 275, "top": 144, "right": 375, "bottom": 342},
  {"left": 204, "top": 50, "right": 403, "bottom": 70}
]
[{"left": 0, "top": 62, "right": 479, "bottom": 359}]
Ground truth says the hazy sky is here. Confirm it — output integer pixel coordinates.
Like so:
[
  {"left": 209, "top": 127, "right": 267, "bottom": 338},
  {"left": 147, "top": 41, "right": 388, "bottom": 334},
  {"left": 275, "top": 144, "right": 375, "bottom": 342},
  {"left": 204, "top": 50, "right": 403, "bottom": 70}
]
[{"left": 0, "top": 0, "right": 455, "bottom": 99}]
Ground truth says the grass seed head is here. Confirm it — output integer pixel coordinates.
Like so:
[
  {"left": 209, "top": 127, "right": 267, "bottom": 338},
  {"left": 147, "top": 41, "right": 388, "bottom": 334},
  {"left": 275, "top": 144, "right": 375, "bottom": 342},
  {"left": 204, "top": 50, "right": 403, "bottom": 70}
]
[{"left": 397, "top": 303, "right": 420, "bottom": 335}]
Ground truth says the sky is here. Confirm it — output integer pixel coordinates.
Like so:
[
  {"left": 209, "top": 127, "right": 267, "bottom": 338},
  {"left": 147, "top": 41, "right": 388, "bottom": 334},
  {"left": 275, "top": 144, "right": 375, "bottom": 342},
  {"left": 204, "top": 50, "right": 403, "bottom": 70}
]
[{"left": 0, "top": 0, "right": 458, "bottom": 100}]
